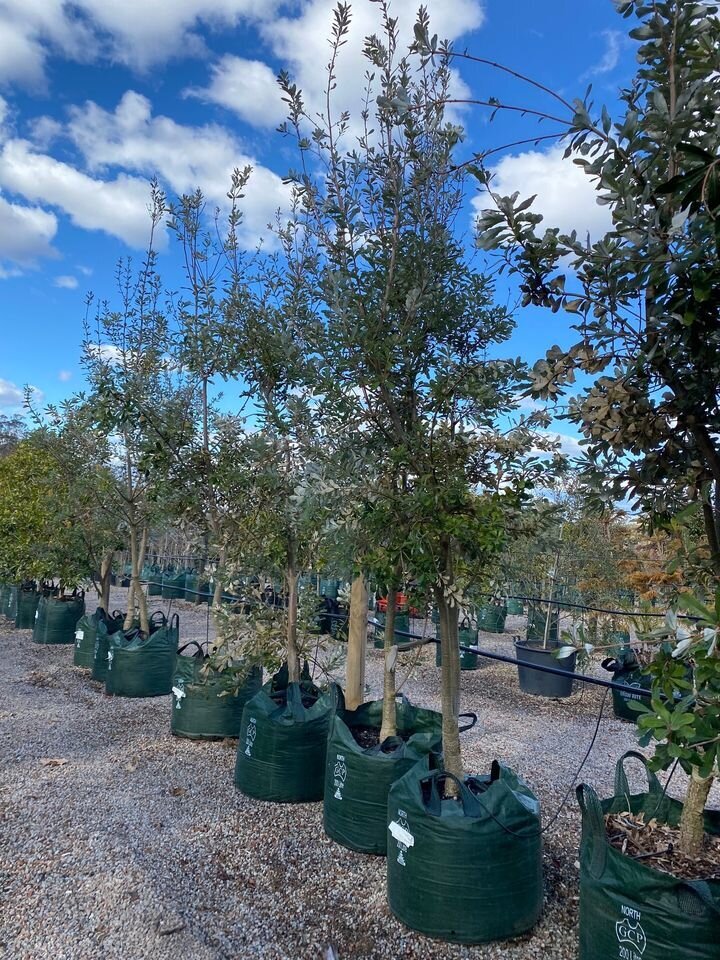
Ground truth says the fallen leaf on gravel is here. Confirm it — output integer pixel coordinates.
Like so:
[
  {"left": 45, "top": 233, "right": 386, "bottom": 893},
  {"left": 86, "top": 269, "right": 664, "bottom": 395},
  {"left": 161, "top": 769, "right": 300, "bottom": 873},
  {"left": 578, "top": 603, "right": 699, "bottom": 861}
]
[
  {"left": 169, "top": 786, "right": 187, "bottom": 797},
  {"left": 27, "top": 671, "right": 55, "bottom": 687},
  {"left": 40, "top": 758, "right": 68, "bottom": 767},
  {"left": 125, "top": 762, "right": 138, "bottom": 772},
  {"left": 155, "top": 917, "right": 186, "bottom": 936}
]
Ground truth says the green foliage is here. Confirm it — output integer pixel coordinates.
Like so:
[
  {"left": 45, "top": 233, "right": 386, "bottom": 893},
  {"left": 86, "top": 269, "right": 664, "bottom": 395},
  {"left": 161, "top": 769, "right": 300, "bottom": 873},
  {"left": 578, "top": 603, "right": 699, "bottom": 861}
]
[
  {"left": 632, "top": 597, "right": 720, "bottom": 782},
  {"left": 0, "top": 438, "right": 93, "bottom": 585},
  {"left": 472, "top": 0, "right": 720, "bottom": 577}
]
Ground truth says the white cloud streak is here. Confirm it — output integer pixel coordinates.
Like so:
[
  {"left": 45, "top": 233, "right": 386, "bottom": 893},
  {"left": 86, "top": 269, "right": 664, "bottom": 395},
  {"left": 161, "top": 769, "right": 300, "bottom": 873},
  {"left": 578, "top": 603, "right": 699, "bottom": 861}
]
[{"left": 478, "top": 145, "right": 612, "bottom": 242}]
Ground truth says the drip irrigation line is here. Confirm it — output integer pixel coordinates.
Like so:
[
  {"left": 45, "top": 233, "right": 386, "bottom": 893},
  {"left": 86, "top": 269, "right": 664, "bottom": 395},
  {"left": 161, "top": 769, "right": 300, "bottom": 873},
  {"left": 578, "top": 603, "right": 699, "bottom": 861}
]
[
  {"left": 135, "top": 582, "right": 649, "bottom": 697},
  {"left": 365, "top": 617, "right": 653, "bottom": 699},
  {"left": 491, "top": 592, "right": 697, "bottom": 621}
]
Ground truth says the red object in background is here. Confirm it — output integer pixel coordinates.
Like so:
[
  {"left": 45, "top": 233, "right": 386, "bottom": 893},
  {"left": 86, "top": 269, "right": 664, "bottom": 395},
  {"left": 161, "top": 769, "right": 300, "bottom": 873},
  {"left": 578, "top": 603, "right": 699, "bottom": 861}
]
[{"left": 376, "top": 593, "right": 419, "bottom": 617}]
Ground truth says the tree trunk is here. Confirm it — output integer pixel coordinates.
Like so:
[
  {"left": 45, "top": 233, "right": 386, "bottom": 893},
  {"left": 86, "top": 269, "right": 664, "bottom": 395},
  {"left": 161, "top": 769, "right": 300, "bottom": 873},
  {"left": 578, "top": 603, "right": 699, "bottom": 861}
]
[
  {"left": 286, "top": 541, "right": 300, "bottom": 684},
  {"left": 436, "top": 591, "right": 463, "bottom": 784},
  {"left": 678, "top": 769, "right": 714, "bottom": 858},
  {"left": 125, "top": 523, "right": 149, "bottom": 634},
  {"left": 100, "top": 550, "right": 113, "bottom": 612},
  {"left": 345, "top": 573, "right": 368, "bottom": 710},
  {"left": 212, "top": 545, "right": 226, "bottom": 611},
  {"left": 379, "top": 588, "right": 398, "bottom": 740}
]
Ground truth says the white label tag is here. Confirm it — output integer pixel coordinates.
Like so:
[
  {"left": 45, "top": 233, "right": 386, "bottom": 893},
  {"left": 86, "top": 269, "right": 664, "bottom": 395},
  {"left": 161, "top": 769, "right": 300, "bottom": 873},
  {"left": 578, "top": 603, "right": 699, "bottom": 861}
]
[
  {"left": 35, "top": 610, "right": 39, "bottom": 619},
  {"left": 388, "top": 821, "right": 414, "bottom": 848},
  {"left": 75, "top": 630, "right": 84, "bottom": 640}
]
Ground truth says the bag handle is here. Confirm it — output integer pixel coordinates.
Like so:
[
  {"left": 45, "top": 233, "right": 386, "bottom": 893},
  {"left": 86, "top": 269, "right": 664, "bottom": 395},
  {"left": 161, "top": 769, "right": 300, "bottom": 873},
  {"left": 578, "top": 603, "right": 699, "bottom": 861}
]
[
  {"left": 150, "top": 610, "right": 167, "bottom": 627},
  {"left": 284, "top": 682, "right": 307, "bottom": 722},
  {"left": 425, "top": 771, "right": 479, "bottom": 817},
  {"left": 614, "top": 750, "right": 662, "bottom": 798},
  {"left": 177, "top": 641, "right": 204, "bottom": 658},
  {"left": 458, "top": 712, "right": 478, "bottom": 733},
  {"left": 677, "top": 880, "right": 720, "bottom": 918},
  {"left": 170, "top": 613, "right": 180, "bottom": 634},
  {"left": 576, "top": 783, "right": 608, "bottom": 879}
]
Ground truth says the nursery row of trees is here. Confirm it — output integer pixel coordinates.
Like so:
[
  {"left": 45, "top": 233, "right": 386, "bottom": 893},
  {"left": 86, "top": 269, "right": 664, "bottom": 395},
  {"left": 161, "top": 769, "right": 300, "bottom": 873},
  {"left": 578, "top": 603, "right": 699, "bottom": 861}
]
[{"left": 1, "top": 0, "right": 718, "bottom": 863}]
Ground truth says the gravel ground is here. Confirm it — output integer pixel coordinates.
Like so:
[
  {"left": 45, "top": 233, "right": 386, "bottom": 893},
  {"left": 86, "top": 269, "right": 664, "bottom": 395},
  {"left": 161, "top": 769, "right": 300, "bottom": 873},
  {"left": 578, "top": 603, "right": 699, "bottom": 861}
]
[{"left": 1, "top": 589, "right": 718, "bottom": 960}]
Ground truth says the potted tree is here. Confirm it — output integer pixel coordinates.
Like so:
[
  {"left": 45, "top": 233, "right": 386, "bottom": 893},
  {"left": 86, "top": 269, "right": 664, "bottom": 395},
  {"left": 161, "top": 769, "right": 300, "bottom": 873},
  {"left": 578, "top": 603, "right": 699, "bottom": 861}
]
[
  {"left": 281, "top": 3, "right": 553, "bottom": 935},
  {"left": 463, "top": 0, "right": 720, "bottom": 951}
]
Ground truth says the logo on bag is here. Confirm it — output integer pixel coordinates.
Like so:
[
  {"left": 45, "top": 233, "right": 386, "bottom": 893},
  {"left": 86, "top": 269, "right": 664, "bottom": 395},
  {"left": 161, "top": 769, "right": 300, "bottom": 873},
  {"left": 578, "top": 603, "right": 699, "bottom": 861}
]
[
  {"left": 616, "top": 905, "right": 647, "bottom": 957},
  {"left": 107, "top": 649, "right": 114, "bottom": 670},
  {"left": 333, "top": 754, "right": 347, "bottom": 800},
  {"left": 75, "top": 629, "right": 84, "bottom": 648},
  {"left": 388, "top": 811, "right": 414, "bottom": 867},
  {"left": 244, "top": 718, "right": 257, "bottom": 757},
  {"left": 172, "top": 681, "right": 186, "bottom": 709}
]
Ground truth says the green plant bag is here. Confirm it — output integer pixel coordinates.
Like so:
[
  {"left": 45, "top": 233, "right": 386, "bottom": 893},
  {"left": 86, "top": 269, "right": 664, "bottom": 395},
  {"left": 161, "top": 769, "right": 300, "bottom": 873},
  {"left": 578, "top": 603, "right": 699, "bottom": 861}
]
[
  {"left": 235, "top": 675, "right": 334, "bottom": 803},
  {"left": 4, "top": 584, "right": 18, "bottom": 621},
  {"left": 577, "top": 751, "right": 720, "bottom": 960},
  {"left": 0, "top": 583, "right": 9, "bottom": 616},
  {"left": 161, "top": 571, "right": 186, "bottom": 600},
  {"left": 476, "top": 603, "right": 507, "bottom": 633},
  {"left": 73, "top": 607, "right": 124, "bottom": 668},
  {"left": 324, "top": 697, "right": 443, "bottom": 854},
  {"left": 506, "top": 598, "right": 523, "bottom": 615},
  {"left": 147, "top": 571, "right": 163, "bottom": 597},
  {"left": 183, "top": 573, "right": 199, "bottom": 603},
  {"left": 171, "top": 643, "right": 262, "bottom": 740},
  {"left": 436, "top": 624, "right": 480, "bottom": 671},
  {"left": 373, "top": 610, "right": 409, "bottom": 649},
  {"left": 33, "top": 593, "right": 85, "bottom": 645},
  {"left": 105, "top": 612, "right": 179, "bottom": 698},
  {"left": 15, "top": 586, "right": 39, "bottom": 629},
  {"left": 387, "top": 758, "right": 543, "bottom": 944}
]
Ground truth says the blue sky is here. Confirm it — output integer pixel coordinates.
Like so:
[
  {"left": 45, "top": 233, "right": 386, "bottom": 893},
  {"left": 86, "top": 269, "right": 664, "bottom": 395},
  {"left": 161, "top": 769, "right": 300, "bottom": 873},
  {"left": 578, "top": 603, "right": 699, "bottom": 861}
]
[{"left": 0, "top": 0, "right": 638, "bottom": 453}]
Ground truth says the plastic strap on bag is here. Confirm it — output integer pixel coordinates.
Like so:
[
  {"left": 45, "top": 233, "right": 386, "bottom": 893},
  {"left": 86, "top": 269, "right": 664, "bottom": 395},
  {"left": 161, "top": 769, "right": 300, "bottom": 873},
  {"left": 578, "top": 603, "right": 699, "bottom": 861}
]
[
  {"left": 425, "top": 771, "right": 482, "bottom": 817},
  {"left": 458, "top": 712, "right": 478, "bottom": 733},
  {"left": 284, "top": 682, "right": 308, "bottom": 723},
  {"left": 576, "top": 782, "right": 607, "bottom": 879},
  {"left": 678, "top": 880, "right": 720, "bottom": 918},
  {"left": 614, "top": 750, "right": 662, "bottom": 798},
  {"left": 177, "top": 641, "right": 205, "bottom": 658}
]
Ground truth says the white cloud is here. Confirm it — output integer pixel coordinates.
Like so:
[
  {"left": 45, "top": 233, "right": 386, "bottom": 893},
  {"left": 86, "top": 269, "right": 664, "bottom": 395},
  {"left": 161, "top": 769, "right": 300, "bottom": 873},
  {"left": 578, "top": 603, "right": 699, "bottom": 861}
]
[
  {"left": 531, "top": 429, "right": 585, "bottom": 458},
  {"left": 187, "top": 56, "right": 287, "bottom": 128},
  {"left": 194, "top": 0, "right": 484, "bottom": 132},
  {"left": 64, "top": 91, "right": 290, "bottom": 247},
  {"left": 0, "top": 138, "right": 160, "bottom": 248},
  {"left": 58, "top": 370, "right": 73, "bottom": 382},
  {"left": 0, "top": 190, "right": 58, "bottom": 273},
  {"left": 0, "top": 378, "right": 42, "bottom": 408},
  {"left": 86, "top": 343, "right": 125, "bottom": 366},
  {"left": 54, "top": 274, "right": 78, "bottom": 289},
  {"left": 582, "top": 30, "right": 623, "bottom": 79},
  {"left": 479, "top": 145, "right": 612, "bottom": 242},
  {"left": 0, "top": 1, "right": 279, "bottom": 86},
  {"left": 0, "top": 378, "right": 23, "bottom": 407}
]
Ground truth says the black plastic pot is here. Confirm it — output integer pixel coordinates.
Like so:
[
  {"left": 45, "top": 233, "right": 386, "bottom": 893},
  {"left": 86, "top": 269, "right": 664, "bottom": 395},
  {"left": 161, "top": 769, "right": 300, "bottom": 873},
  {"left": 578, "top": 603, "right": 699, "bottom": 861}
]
[{"left": 515, "top": 638, "right": 576, "bottom": 698}]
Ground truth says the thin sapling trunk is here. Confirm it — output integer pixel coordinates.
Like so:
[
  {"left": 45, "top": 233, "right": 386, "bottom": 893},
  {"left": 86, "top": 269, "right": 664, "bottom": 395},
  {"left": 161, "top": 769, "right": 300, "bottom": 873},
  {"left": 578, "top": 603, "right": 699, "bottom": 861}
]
[
  {"left": 286, "top": 541, "right": 300, "bottom": 684},
  {"left": 100, "top": 550, "right": 113, "bottom": 612},
  {"left": 346, "top": 572, "right": 368, "bottom": 710},
  {"left": 436, "top": 591, "right": 463, "bottom": 786},
  {"left": 380, "top": 587, "right": 399, "bottom": 740}
]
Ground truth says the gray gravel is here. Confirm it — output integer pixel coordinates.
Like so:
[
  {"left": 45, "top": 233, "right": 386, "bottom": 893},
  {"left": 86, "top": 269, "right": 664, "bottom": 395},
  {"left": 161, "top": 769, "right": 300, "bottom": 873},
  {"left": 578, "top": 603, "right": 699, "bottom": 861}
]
[{"left": 1, "top": 590, "right": 717, "bottom": 960}]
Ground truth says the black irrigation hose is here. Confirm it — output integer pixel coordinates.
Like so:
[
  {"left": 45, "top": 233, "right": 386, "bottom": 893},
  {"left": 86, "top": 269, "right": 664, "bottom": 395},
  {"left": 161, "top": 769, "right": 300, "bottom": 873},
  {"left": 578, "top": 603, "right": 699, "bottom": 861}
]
[
  {"left": 497, "top": 592, "right": 697, "bottom": 621},
  {"left": 367, "top": 617, "right": 653, "bottom": 700},
  {"left": 136, "top": 582, "right": 650, "bottom": 698}
]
